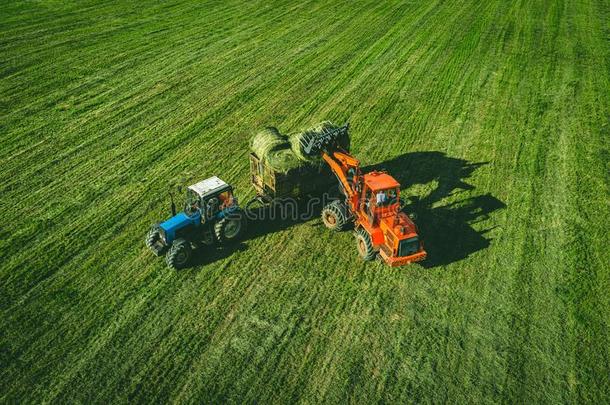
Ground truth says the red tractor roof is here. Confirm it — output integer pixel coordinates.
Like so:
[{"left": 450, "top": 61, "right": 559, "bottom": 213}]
[{"left": 363, "top": 171, "right": 400, "bottom": 191}]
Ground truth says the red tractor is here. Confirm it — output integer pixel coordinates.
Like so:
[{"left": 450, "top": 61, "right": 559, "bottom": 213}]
[{"left": 305, "top": 125, "right": 427, "bottom": 265}]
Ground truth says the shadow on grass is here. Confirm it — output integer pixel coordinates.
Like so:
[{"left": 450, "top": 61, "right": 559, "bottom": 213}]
[
  {"left": 366, "top": 152, "right": 506, "bottom": 267},
  {"left": 189, "top": 151, "right": 505, "bottom": 268},
  {"left": 189, "top": 202, "right": 323, "bottom": 267}
]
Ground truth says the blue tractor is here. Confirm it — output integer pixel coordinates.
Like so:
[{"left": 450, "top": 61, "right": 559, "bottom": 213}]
[{"left": 146, "top": 176, "right": 247, "bottom": 269}]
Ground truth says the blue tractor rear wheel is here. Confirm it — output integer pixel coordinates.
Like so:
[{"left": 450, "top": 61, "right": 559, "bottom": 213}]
[{"left": 214, "top": 208, "right": 246, "bottom": 243}]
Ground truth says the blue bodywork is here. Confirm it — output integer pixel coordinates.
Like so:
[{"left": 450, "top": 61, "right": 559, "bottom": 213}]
[
  {"left": 159, "top": 211, "right": 201, "bottom": 244},
  {"left": 159, "top": 205, "right": 238, "bottom": 245}
]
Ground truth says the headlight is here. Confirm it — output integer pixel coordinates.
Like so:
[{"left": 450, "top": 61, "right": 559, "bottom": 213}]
[{"left": 159, "top": 228, "right": 167, "bottom": 243}]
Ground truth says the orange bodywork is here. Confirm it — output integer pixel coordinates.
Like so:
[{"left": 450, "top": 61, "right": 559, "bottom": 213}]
[{"left": 321, "top": 151, "right": 427, "bottom": 266}]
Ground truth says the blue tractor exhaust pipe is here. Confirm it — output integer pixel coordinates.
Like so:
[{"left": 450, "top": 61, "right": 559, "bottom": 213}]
[{"left": 169, "top": 192, "right": 176, "bottom": 216}]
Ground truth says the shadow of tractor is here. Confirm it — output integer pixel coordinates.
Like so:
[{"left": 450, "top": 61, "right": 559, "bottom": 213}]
[{"left": 366, "top": 152, "right": 506, "bottom": 267}]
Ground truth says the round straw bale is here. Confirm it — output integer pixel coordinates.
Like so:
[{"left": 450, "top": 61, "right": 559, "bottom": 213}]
[
  {"left": 265, "top": 147, "right": 303, "bottom": 173},
  {"left": 250, "top": 127, "right": 289, "bottom": 158}
]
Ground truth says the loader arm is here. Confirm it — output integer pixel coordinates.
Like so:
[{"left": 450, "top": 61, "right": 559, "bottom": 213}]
[{"left": 321, "top": 151, "right": 361, "bottom": 199}]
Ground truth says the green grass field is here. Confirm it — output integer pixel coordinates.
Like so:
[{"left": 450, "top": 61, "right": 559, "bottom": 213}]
[{"left": 1, "top": 0, "right": 609, "bottom": 402}]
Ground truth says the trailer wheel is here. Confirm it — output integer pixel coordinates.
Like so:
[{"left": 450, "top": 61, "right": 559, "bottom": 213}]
[
  {"left": 166, "top": 238, "right": 191, "bottom": 269},
  {"left": 321, "top": 200, "right": 348, "bottom": 231},
  {"left": 355, "top": 228, "right": 375, "bottom": 261},
  {"left": 215, "top": 208, "right": 246, "bottom": 243}
]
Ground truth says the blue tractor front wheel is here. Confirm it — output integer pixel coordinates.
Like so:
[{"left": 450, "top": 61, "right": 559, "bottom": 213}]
[
  {"left": 146, "top": 224, "right": 167, "bottom": 256},
  {"left": 165, "top": 238, "right": 192, "bottom": 269}
]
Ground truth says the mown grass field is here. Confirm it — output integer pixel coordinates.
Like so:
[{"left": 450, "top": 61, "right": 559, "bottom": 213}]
[{"left": 1, "top": 0, "right": 609, "bottom": 402}]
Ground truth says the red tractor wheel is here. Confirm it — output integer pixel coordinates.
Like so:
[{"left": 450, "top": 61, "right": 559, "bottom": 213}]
[
  {"left": 355, "top": 228, "right": 375, "bottom": 261},
  {"left": 321, "top": 201, "right": 349, "bottom": 232}
]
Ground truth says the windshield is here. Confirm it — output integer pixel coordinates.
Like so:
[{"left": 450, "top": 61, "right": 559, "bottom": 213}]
[
  {"left": 184, "top": 189, "right": 201, "bottom": 215},
  {"left": 375, "top": 188, "right": 398, "bottom": 206}
]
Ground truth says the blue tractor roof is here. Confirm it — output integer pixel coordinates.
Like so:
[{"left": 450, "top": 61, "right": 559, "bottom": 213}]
[{"left": 188, "top": 176, "right": 230, "bottom": 198}]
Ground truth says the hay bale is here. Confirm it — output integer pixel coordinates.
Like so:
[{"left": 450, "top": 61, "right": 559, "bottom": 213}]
[
  {"left": 250, "top": 127, "right": 306, "bottom": 173},
  {"left": 250, "top": 122, "right": 349, "bottom": 173},
  {"left": 288, "top": 133, "right": 319, "bottom": 163},
  {"left": 265, "top": 147, "right": 302, "bottom": 173},
  {"left": 250, "top": 127, "right": 289, "bottom": 158}
]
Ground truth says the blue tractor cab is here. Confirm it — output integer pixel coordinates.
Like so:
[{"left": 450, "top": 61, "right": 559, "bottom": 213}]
[{"left": 146, "top": 176, "right": 246, "bottom": 269}]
